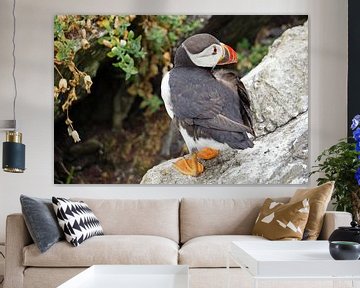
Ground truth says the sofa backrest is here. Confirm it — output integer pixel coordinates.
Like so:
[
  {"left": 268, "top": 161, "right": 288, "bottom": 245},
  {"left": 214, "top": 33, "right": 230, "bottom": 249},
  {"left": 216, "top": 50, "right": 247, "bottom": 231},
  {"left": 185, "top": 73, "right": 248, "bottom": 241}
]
[
  {"left": 74, "top": 198, "right": 180, "bottom": 243},
  {"left": 180, "top": 198, "right": 289, "bottom": 243}
]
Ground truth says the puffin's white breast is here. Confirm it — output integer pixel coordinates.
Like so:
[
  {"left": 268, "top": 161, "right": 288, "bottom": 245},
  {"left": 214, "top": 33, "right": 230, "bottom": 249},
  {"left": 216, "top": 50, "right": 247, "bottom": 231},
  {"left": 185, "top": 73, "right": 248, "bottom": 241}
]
[
  {"left": 161, "top": 71, "right": 174, "bottom": 119},
  {"left": 162, "top": 71, "right": 230, "bottom": 152},
  {"left": 179, "top": 125, "right": 230, "bottom": 152}
]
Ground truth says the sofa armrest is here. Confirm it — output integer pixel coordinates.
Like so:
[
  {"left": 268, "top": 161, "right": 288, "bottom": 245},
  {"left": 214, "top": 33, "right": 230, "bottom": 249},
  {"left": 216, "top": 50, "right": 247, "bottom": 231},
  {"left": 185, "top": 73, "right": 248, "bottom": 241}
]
[
  {"left": 4, "top": 213, "right": 32, "bottom": 288},
  {"left": 318, "top": 211, "right": 352, "bottom": 240}
]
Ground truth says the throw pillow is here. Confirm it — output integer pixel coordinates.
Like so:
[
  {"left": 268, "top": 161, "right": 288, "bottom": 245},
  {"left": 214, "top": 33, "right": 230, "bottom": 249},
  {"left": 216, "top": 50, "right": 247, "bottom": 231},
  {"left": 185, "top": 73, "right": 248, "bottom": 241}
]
[
  {"left": 252, "top": 198, "right": 310, "bottom": 240},
  {"left": 289, "top": 181, "right": 334, "bottom": 240},
  {"left": 52, "top": 197, "right": 104, "bottom": 247},
  {"left": 20, "top": 195, "right": 64, "bottom": 253}
]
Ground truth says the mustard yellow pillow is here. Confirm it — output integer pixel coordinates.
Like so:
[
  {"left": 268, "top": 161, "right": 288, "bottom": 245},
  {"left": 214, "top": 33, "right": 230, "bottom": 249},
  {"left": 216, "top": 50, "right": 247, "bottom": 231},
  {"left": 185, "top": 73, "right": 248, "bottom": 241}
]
[
  {"left": 289, "top": 181, "right": 334, "bottom": 240},
  {"left": 252, "top": 198, "right": 310, "bottom": 240}
]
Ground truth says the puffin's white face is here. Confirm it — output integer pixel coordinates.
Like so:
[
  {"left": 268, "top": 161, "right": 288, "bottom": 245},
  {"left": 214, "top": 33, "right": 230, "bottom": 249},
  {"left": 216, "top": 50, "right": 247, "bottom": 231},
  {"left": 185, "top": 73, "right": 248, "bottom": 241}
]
[{"left": 183, "top": 43, "right": 224, "bottom": 68}]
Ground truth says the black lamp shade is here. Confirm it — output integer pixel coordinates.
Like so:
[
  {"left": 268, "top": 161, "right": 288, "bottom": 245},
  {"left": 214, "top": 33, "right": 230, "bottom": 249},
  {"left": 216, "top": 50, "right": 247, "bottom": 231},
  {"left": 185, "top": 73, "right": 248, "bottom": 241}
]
[{"left": 2, "top": 131, "right": 25, "bottom": 173}]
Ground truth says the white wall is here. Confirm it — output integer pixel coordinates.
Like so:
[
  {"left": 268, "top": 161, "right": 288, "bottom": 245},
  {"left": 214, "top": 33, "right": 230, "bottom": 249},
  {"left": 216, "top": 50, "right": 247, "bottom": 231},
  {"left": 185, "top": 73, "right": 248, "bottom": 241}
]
[{"left": 0, "top": 0, "right": 348, "bottom": 242}]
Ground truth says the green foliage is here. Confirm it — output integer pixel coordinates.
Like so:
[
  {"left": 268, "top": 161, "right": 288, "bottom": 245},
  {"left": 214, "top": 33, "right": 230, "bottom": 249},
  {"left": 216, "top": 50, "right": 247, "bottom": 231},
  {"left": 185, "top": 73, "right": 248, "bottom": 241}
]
[
  {"left": 146, "top": 26, "right": 168, "bottom": 53},
  {"left": 124, "top": 15, "right": 202, "bottom": 114},
  {"left": 65, "top": 166, "right": 75, "bottom": 184},
  {"left": 99, "top": 18, "right": 146, "bottom": 80},
  {"left": 310, "top": 139, "right": 360, "bottom": 212},
  {"left": 236, "top": 38, "right": 269, "bottom": 75},
  {"left": 145, "top": 16, "right": 202, "bottom": 53},
  {"left": 54, "top": 40, "right": 76, "bottom": 62},
  {"left": 53, "top": 15, "right": 68, "bottom": 40},
  {"left": 140, "top": 95, "right": 163, "bottom": 115},
  {"left": 106, "top": 32, "right": 145, "bottom": 80},
  {"left": 54, "top": 15, "right": 204, "bottom": 124}
]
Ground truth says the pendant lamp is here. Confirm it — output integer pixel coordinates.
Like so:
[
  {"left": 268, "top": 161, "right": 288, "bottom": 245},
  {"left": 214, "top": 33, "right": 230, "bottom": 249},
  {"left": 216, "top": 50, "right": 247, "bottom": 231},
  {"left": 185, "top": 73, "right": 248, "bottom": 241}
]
[{"left": 1, "top": 0, "right": 25, "bottom": 173}]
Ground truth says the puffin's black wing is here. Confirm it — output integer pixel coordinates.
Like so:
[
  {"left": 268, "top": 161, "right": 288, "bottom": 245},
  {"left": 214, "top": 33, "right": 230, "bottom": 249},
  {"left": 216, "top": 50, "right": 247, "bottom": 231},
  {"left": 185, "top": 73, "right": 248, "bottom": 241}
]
[
  {"left": 170, "top": 68, "right": 223, "bottom": 119},
  {"left": 213, "top": 69, "right": 255, "bottom": 136},
  {"left": 169, "top": 67, "right": 254, "bottom": 135}
]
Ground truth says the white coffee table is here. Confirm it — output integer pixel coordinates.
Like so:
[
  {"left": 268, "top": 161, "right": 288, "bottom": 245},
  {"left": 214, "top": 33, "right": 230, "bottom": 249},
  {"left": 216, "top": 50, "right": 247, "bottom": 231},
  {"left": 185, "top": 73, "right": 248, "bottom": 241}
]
[
  {"left": 228, "top": 241, "right": 360, "bottom": 288},
  {"left": 58, "top": 265, "right": 189, "bottom": 288}
]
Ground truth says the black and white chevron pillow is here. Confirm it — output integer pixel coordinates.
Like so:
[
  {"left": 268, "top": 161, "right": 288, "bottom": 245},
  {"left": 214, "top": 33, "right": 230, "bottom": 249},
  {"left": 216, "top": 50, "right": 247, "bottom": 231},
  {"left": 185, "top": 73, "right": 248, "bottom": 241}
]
[{"left": 52, "top": 197, "right": 104, "bottom": 247}]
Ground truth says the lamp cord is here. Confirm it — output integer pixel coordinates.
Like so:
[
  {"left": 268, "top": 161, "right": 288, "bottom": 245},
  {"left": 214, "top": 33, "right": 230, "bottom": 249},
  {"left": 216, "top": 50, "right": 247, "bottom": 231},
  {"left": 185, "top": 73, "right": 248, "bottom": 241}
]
[{"left": 11, "top": 0, "right": 17, "bottom": 128}]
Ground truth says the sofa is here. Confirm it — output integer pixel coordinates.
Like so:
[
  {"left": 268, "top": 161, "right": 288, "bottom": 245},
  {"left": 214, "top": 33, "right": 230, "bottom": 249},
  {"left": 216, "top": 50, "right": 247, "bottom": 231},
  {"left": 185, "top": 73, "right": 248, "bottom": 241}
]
[{"left": 4, "top": 198, "right": 352, "bottom": 288}]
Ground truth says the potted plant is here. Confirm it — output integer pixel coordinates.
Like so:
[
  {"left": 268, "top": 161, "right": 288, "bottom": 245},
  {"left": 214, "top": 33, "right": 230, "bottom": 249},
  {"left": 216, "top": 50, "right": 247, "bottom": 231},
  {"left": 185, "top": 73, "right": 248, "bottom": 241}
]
[{"left": 310, "top": 115, "right": 360, "bottom": 222}]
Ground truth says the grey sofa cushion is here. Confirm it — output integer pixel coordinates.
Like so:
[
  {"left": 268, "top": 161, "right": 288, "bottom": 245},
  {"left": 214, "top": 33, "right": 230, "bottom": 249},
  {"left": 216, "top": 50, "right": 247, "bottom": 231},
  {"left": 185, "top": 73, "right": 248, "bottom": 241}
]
[{"left": 20, "top": 195, "right": 64, "bottom": 253}]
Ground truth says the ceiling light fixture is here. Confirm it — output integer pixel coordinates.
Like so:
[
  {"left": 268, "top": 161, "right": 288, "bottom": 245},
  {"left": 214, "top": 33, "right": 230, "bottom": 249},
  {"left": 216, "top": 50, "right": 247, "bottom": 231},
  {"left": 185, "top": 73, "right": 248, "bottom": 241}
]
[{"left": 1, "top": 0, "right": 25, "bottom": 173}]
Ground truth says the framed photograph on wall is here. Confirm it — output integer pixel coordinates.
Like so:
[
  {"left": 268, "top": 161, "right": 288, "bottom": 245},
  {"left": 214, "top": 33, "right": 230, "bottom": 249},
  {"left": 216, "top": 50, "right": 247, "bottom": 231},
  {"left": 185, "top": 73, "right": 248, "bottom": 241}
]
[{"left": 54, "top": 15, "right": 308, "bottom": 184}]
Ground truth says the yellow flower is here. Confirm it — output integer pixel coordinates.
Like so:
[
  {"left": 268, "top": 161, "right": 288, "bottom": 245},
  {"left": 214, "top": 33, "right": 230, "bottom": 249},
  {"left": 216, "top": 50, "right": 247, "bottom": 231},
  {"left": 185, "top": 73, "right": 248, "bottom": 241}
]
[
  {"left": 68, "top": 87, "right": 77, "bottom": 101},
  {"left": 71, "top": 130, "right": 81, "bottom": 143},
  {"left": 120, "top": 39, "right": 127, "bottom": 47},
  {"left": 86, "top": 19, "right": 92, "bottom": 29},
  {"left": 81, "top": 39, "right": 90, "bottom": 50},
  {"left": 84, "top": 75, "right": 93, "bottom": 93},
  {"left": 59, "top": 78, "right": 68, "bottom": 93},
  {"left": 81, "top": 29, "right": 87, "bottom": 39},
  {"left": 65, "top": 118, "right": 73, "bottom": 125},
  {"left": 102, "top": 40, "right": 113, "bottom": 48},
  {"left": 68, "top": 127, "right": 81, "bottom": 143},
  {"left": 54, "top": 86, "right": 60, "bottom": 99}
]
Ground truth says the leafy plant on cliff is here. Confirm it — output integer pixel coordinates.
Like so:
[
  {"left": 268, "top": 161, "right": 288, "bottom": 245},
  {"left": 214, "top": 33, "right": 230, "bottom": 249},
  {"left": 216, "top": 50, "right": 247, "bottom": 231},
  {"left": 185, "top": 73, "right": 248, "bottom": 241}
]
[
  {"left": 236, "top": 38, "right": 270, "bottom": 75},
  {"left": 54, "top": 15, "right": 202, "bottom": 141}
]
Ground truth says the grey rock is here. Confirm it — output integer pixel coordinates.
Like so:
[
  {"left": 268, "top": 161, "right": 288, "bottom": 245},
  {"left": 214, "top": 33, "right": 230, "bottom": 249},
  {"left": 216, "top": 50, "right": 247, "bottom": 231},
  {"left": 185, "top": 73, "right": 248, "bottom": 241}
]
[
  {"left": 141, "top": 22, "right": 309, "bottom": 185},
  {"left": 243, "top": 21, "right": 308, "bottom": 137},
  {"left": 141, "top": 113, "right": 308, "bottom": 184}
]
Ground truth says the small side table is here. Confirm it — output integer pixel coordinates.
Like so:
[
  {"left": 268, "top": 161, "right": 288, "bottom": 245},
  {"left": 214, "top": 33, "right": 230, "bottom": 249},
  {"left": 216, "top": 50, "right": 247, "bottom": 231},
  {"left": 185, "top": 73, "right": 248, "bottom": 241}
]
[
  {"left": 227, "top": 240, "right": 360, "bottom": 288},
  {"left": 58, "top": 265, "right": 189, "bottom": 288}
]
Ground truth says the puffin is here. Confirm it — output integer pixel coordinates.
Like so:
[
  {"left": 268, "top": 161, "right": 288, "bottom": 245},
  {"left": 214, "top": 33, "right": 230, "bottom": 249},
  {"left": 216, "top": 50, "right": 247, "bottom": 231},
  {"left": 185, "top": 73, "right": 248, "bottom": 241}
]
[{"left": 161, "top": 33, "right": 255, "bottom": 177}]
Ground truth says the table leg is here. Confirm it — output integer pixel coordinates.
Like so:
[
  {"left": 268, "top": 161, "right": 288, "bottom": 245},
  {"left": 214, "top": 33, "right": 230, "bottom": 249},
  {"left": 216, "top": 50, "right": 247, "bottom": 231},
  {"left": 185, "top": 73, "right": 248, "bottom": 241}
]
[
  {"left": 226, "top": 251, "right": 230, "bottom": 288},
  {"left": 252, "top": 278, "right": 258, "bottom": 288},
  {"left": 352, "top": 279, "right": 360, "bottom": 288}
]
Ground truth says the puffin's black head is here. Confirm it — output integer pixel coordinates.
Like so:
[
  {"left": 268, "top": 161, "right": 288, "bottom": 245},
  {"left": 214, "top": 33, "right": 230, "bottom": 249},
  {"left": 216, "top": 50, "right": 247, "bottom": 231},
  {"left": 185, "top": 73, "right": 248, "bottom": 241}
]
[{"left": 174, "top": 33, "right": 238, "bottom": 68}]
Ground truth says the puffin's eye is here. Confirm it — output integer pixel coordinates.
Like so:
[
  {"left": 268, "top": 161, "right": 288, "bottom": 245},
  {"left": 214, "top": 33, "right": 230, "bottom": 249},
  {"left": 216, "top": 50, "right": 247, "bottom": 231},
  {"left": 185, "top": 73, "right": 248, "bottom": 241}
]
[{"left": 212, "top": 46, "right": 217, "bottom": 55}]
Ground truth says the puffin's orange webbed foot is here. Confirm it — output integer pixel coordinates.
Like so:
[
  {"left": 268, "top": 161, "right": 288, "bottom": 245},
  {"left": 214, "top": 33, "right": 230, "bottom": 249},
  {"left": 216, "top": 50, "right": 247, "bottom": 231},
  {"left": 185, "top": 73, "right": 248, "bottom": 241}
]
[
  {"left": 196, "top": 147, "right": 219, "bottom": 160},
  {"left": 173, "top": 153, "right": 204, "bottom": 177}
]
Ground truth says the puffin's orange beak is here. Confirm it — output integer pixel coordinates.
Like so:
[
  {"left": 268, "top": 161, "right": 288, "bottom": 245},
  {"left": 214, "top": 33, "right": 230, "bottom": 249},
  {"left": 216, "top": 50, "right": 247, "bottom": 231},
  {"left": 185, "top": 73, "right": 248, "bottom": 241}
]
[{"left": 217, "top": 43, "right": 238, "bottom": 65}]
